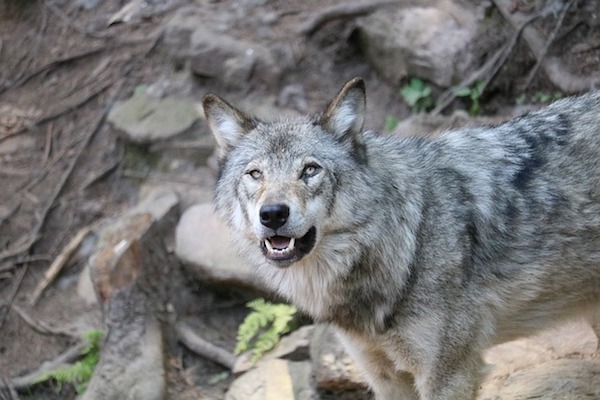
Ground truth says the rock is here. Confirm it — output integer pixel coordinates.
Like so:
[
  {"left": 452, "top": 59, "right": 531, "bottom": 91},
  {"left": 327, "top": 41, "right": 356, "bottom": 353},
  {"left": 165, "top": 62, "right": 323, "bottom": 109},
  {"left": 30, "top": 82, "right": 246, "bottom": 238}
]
[
  {"left": 357, "top": 1, "right": 478, "bottom": 87},
  {"left": 491, "top": 359, "right": 600, "bottom": 399},
  {"left": 163, "top": 8, "right": 284, "bottom": 87},
  {"left": 478, "top": 321, "right": 600, "bottom": 400},
  {"left": 175, "top": 203, "right": 269, "bottom": 291},
  {"left": 107, "top": 89, "right": 200, "bottom": 143},
  {"left": 234, "top": 325, "right": 314, "bottom": 373},
  {"left": 310, "top": 325, "right": 367, "bottom": 393},
  {"left": 226, "top": 359, "right": 316, "bottom": 400}
]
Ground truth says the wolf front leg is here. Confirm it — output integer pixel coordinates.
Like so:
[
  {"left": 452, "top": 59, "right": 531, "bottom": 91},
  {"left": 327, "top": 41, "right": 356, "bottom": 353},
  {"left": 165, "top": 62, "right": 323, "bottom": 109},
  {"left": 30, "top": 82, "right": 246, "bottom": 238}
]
[
  {"left": 416, "top": 351, "right": 485, "bottom": 400},
  {"left": 336, "top": 331, "right": 419, "bottom": 400}
]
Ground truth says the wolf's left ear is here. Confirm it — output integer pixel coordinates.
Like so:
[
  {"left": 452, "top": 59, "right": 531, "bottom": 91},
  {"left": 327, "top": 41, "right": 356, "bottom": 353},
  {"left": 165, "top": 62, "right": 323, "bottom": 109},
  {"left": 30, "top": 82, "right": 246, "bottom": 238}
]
[
  {"left": 203, "top": 94, "right": 257, "bottom": 156},
  {"left": 321, "top": 77, "right": 366, "bottom": 144}
]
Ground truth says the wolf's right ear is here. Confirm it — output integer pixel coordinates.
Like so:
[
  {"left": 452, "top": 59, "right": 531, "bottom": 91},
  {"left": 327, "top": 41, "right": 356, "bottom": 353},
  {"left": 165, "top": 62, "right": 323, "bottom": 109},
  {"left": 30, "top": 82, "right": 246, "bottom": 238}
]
[{"left": 203, "top": 94, "right": 257, "bottom": 156}]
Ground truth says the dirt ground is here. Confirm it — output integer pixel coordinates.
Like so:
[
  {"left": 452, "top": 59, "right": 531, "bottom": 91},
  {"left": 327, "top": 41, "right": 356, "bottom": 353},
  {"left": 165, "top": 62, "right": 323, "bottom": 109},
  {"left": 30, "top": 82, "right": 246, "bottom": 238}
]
[{"left": 0, "top": 0, "right": 599, "bottom": 399}]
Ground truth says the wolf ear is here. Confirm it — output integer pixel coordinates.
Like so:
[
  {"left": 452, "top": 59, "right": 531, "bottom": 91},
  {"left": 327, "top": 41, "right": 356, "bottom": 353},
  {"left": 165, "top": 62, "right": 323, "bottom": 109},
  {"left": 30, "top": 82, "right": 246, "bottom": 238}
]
[
  {"left": 321, "top": 77, "right": 366, "bottom": 144},
  {"left": 203, "top": 94, "right": 257, "bottom": 155}
]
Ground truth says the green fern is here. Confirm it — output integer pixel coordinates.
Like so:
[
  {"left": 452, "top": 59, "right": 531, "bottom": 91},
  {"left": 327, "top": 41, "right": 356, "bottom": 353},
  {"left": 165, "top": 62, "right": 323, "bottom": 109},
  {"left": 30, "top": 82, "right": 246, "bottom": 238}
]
[
  {"left": 235, "top": 299, "right": 297, "bottom": 363},
  {"left": 36, "top": 329, "right": 103, "bottom": 394}
]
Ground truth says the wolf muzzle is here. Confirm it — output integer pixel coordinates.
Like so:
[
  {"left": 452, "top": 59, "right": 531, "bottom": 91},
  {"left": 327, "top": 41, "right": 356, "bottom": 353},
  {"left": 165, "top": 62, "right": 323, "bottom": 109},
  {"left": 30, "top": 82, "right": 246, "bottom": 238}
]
[{"left": 259, "top": 203, "right": 317, "bottom": 266}]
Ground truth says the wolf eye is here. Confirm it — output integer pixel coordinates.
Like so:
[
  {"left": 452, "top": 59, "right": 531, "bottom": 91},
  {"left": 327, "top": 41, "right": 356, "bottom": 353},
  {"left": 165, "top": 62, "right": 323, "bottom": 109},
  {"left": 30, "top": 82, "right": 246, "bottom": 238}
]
[
  {"left": 301, "top": 164, "right": 321, "bottom": 179},
  {"left": 247, "top": 169, "right": 262, "bottom": 179}
]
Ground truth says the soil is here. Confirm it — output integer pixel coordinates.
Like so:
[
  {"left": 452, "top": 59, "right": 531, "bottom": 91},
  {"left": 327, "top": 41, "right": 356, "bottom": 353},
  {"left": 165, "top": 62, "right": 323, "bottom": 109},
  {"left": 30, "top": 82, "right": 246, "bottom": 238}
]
[{"left": 0, "top": 1, "right": 598, "bottom": 399}]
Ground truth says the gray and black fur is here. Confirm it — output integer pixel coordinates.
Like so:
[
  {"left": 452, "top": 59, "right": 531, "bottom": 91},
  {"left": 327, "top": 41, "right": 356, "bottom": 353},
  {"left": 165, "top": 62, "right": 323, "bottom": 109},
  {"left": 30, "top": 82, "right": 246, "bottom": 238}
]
[{"left": 203, "top": 78, "right": 600, "bottom": 400}]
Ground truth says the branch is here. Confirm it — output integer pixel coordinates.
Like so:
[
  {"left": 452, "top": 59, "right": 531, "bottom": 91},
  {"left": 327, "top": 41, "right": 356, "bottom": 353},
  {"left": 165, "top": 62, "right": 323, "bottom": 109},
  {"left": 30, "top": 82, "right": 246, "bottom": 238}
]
[{"left": 176, "top": 322, "right": 236, "bottom": 370}]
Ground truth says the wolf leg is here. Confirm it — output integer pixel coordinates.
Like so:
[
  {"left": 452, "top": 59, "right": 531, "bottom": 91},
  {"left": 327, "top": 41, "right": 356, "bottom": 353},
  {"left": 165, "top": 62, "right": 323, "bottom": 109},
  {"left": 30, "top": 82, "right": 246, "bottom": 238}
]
[
  {"left": 416, "top": 352, "right": 484, "bottom": 400},
  {"left": 337, "top": 331, "right": 419, "bottom": 400}
]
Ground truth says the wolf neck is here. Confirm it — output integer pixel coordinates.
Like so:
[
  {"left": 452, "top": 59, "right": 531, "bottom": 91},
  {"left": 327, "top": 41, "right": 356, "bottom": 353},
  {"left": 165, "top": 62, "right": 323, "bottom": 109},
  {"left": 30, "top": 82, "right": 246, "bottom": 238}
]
[{"left": 266, "top": 185, "right": 422, "bottom": 335}]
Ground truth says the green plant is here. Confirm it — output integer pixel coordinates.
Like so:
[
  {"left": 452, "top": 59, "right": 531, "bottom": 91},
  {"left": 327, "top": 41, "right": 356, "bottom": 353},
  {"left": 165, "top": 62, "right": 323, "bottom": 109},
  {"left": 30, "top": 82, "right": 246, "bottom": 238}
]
[
  {"left": 36, "top": 330, "right": 103, "bottom": 394},
  {"left": 384, "top": 115, "right": 400, "bottom": 132},
  {"left": 517, "top": 91, "right": 563, "bottom": 105},
  {"left": 455, "top": 81, "right": 486, "bottom": 116},
  {"left": 400, "top": 78, "right": 434, "bottom": 113},
  {"left": 235, "top": 299, "right": 297, "bottom": 363}
]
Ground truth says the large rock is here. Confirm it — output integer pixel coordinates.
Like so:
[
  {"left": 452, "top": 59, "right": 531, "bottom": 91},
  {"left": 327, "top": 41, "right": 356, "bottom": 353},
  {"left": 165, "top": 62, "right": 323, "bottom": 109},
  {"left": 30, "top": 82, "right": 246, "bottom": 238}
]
[
  {"left": 226, "top": 359, "right": 316, "bottom": 400},
  {"left": 175, "top": 203, "right": 269, "bottom": 291},
  {"left": 491, "top": 359, "right": 600, "bottom": 399},
  {"left": 357, "top": 1, "right": 478, "bottom": 87},
  {"left": 107, "top": 90, "right": 199, "bottom": 143},
  {"left": 164, "top": 7, "right": 284, "bottom": 87}
]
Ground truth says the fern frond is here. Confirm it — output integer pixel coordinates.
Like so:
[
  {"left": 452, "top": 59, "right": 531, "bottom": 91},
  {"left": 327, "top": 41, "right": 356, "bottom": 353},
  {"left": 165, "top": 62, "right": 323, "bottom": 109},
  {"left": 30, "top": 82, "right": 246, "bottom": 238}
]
[
  {"left": 234, "top": 299, "right": 297, "bottom": 363},
  {"left": 34, "top": 329, "right": 103, "bottom": 394}
]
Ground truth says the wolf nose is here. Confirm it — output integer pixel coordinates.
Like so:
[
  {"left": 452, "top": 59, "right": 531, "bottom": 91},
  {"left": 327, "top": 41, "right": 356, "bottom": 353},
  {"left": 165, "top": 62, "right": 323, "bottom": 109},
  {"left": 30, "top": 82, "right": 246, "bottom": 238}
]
[{"left": 259, "top": 204, "right": 289, "bottom": 230}]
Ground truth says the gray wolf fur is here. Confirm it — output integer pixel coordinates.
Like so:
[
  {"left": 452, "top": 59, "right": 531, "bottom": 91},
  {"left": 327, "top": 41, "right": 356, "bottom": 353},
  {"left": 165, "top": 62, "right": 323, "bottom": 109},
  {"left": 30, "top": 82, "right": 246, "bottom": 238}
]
[{"left": 203, "top": 78, "right": 600, "bottom": 399}]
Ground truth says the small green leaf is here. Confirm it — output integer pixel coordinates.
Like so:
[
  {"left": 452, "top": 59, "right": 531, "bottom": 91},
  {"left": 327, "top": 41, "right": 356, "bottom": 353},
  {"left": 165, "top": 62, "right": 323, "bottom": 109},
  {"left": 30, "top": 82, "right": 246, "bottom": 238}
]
[{"left": 454, "top": 87, "right": 471, "bottom": 97}]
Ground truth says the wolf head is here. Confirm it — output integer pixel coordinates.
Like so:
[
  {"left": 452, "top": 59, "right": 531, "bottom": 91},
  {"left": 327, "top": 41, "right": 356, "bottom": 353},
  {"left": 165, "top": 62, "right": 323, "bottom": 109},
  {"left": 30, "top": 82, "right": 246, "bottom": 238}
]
[{"left": 203, "top": 78, "right": 367, "bottom": 269}]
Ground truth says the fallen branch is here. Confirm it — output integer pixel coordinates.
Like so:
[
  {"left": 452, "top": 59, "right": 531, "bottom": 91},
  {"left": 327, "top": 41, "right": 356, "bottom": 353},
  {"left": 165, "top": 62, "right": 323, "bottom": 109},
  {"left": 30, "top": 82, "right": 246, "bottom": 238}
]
[
  {"left": 0, "top": 265, "right": 28, "bottom": 336},
  {"left": 29, "top": 226, "right": 94, "bottom": 305},
  {"left": 521, "top": 0, "right": 576, "bottom": 90},
  {"left": 299, "top": 1, "right": 396, "bottom": 36},
  {"left": 493, "top": 0, "right": 600, "bottom": 93},
  {"left": 0, "top": 340, "right": 89, "bottom": 390},
  {"left": 431, "top": 12, "right": 539, "bottom": 116},
  {"left": 0, "top": 376, "right": 20, "bottom": 400},
  {"left": 0, "top": 79, "right": 112, "bottom": 144},
  {"left": 11, "top": 304, "right": 77, "bottom": 337},
  {"left": 0, "top": 255, "right": 51, "bottom": 274},
  {"left": 176, "top": 322, "right": 236, "bottom": 370}
]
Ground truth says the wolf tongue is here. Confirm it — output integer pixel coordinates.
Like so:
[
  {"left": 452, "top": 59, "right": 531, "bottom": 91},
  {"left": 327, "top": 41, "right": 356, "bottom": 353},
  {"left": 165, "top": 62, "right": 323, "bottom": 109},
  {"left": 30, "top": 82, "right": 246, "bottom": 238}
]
[{"left": 270, "top": 236, "right": 291, "bottom": 250}]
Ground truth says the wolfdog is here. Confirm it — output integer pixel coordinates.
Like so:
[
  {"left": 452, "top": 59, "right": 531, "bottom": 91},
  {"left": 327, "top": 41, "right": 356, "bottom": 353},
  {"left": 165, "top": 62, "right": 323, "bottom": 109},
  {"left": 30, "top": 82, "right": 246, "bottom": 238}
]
[{"left": 203, "top": 78, "right": 600, "bottom": 399}]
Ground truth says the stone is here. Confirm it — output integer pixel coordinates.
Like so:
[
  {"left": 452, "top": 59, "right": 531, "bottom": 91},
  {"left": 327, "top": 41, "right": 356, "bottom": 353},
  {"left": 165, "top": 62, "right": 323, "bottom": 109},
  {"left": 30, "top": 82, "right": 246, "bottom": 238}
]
[
  {"left": 490, "top": 359, "right": 600, "bottom": 399},
  {"left": 234, "top": 325, "right": 314, "bottom": 373},
  {"left": 357, "top": 1, "right": 478, "bottom": 87},
  {"left": 481, "top": 321, "right": 599, "bottom": 399},
  {"left": 107, "top": 90, "right": 200, "bottom": 143},
  {"left": 163, "top": 9, "right": 284, "bottom": 87},
  {"left": 310, "top": 325, "right": 367, "bottom": 392},
  {"left": 175, "top": 203, "right": 269, "bottom": 291},
  {"left": 226, "top": 359, "right": 316, "bottom": 400}
]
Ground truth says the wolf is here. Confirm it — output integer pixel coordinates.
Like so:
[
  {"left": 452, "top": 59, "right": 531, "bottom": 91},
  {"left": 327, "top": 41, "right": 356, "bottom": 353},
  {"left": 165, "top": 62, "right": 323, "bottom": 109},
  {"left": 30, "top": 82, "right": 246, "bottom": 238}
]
[{"left": 202, "top": 78, "right": 600, "bottom": 399}]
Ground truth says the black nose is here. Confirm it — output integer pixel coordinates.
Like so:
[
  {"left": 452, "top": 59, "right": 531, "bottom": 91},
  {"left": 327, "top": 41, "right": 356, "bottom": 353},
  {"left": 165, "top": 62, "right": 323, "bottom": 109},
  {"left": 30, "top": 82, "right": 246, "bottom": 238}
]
[{"left": 259, "top": 204, "right": 289, "bottom": 230}]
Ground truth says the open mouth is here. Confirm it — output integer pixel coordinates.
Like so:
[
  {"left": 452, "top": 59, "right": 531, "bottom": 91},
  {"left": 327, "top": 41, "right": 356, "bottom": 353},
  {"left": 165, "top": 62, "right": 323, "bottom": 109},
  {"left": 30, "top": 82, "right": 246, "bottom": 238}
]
[{"left": 261, "top": 227, "right": 317, "bottom": 266}]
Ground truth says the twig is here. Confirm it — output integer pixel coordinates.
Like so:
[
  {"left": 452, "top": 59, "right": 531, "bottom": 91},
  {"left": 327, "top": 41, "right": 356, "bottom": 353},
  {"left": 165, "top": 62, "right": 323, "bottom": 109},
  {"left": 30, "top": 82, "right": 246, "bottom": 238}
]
[
  {"left": 431, "top": 12, "right": 540, "bottom": 116},
  {"left": 3, "top": 5, "right": 49, "bottom": 94},
  {"left": 79, "top": 157, "right": 121, "bottom": 191},
  {"left": 0, "top": 255, "right": 51, "bottom": 274},
  {"left": 0, "top": 80, "right": 119, "bottom": 262},
  {"left": 0, "top": 340, "right": 89, "bottom": 390},
  {"left": 0, "top": 264, "right": 28, "bottom": 338},
  {"left": 0, "top": 47, "right": 107, "bottom": 95},
  {"left": 0, "top": 376, "right": 20, "bottom": 400},
  {"left": 0, "top": 79, "right": 112, "bottom": 144},
  {"left": 11, "top": 304, "right": 77, "bottom": 338},
  {"left": 29, "top": 226, "right": 94, "bottom": 305},
  {"left": 522, "top": 0, "right": 576, "bottom": 90},
  {"left": 493, "top": 0, "right": 600, "bottom": 93},
  {"left": 43, "top": 123, "right": 53, "bottom": 165},
  {"left": 176, "top": 322, "right": 236, "bottom": 370},
  {"left": 299, "top": 1, "right": 396, "bottom": 36}
]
